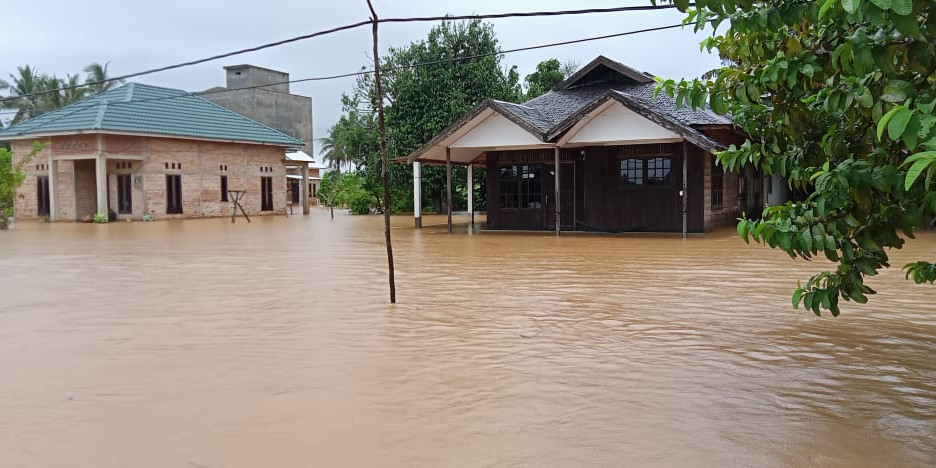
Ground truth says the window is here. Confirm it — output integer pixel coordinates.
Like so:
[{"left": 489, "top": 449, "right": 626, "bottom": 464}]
[
  {"left": 117, "top": 174, "right": 132, "bottom": 214},
  {"left": 36, "top": 175, "right": 50, "bottom": 216},
  {"left": 312, "top": 183, "right": 316, "bottom": 197},
  {"left": 220, "top": 176, "right": 228, "bottom": 202},
  {"left": 620, "top": 157, "right": 673, "bottom": 187},
  {"left": 499, "top": 164, "right": 543, "bottom": 209},
  {"left": 499, "top": 165, "right": 519, "bottom": 209},
  {"left": 520, "top": 164, "right": 541, "bottom": 208},
  {"left": 646, "top": 157, "right": 672, "bottom": 185},
  {"left": 620, "top": 159, "right": 644, "bottom": 185},
  {"left": 261, "top": 176, "right": 273, "bottom": 211},
  {"left": 166, "top": 174, "right": 183, "bottom": 214},
  {"left": 712, "top": 161, "right": 724, "bottom": 210}
]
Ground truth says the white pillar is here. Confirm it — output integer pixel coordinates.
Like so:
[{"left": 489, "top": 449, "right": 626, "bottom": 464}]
[
  {"left": 467, "top": 163, "right": 474, "bottom": 228},
  {"left": 48, "top": 153, "right": 59, "bottom": 222},
  {"left": 95, "top": 155, "right": 108, "bottom": 217},
  {"left": 301, "top": 164, "right": 310, "bottom": 215},
  {"left": 413, "top": 161, "right": 422, "bottom": 228}
]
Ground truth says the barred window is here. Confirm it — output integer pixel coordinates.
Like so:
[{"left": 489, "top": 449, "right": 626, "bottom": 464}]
[
  {"left": 620, "top": 158, "right": 644, "bottom": 185},
  {"left": 712, "top": 161, "right": 724, "bottom": 210},
  {"left": 499, "top": 165, "right": 519, "bottom": 209},
  {"left": 646, "top": 157, "right": 672, "bottom": 185}
]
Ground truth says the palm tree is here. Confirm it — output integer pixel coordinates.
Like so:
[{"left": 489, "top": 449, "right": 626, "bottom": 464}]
[
  {"left": 60, "top": 74, "right": 87, "bottom": 105},
  {"left": 6, "top": 65, "right": 46, "bottom": 123},
  {"left": 320, "top": 134, "right": 349, "bottom": 173},
  {"left": 83, "top": 62, "right": 124, "bottom": 95}
]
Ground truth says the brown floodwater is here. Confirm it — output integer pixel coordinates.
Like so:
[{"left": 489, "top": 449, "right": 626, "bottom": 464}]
[{"left": 0, "top": 210, "right": 934, "bottom": 467}]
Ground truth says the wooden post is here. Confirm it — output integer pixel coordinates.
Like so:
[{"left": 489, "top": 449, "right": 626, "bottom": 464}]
[
  {"left": 554, "top": 146, "right": 560, "bottom": 237},
  {"left": 467, "top": 163, "right": 474, "bottom": 229},
  {"left": 413, "top": 160, "right": 422, "bottom": 228},
  {"left": 682, "top": 142, "right": 689, "bottom": 238},
  {"left": 446, "top": 147, "right": 452, "bottom": 234},
  {"left": 367, "top": 0, "right": 396, "bottom": 303}
]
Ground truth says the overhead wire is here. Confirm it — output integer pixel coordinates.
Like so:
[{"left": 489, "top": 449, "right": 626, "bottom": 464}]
[
  {"left": 0, "top": 21, "right": 696, "bottom": 121},
  {"left": 0, "top": 4, "right": 685, "bottom": 103}
]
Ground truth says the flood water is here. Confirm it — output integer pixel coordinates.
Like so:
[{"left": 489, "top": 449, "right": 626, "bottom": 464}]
[{"left": 1, "top": 210, "right": 934, "bottom": 467}]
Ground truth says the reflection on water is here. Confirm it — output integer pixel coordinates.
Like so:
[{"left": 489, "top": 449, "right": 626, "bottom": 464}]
[{"left": 0, "top": 210, "right": 934, "bottom": 467}]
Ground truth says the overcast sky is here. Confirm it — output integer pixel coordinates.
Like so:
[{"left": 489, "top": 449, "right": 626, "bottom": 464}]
[{"left": 0, "top": 0, "right": 720, "bottom": 156}]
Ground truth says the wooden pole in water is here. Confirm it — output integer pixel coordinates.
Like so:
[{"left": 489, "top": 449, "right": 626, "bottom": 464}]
[
  {"left": 682, "top": 142, "right": 688, "bottom": 238},
  {"left": 554, "top": 146, "right": 561, "bottom": 237},
  {"left": 367, "top": 0, "right": 396, "bottom": 304},
  {"left": 467, "top": 163, "right": 474, "bottom": 230},
  {"left": 446, "top": 147, "right": 452, "bottom": 234}
]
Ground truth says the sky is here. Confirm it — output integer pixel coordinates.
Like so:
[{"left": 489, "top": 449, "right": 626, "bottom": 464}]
[{"left": 0, "top": 0, "right": 721, "bottom": 156}]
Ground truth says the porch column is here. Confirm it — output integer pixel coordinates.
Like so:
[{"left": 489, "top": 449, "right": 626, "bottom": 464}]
[
  {"left": 301, "top": 164, "right": 310, "bottom": 215},
  {"left": 413, "top": 161, "right": 422, "bottom": 228},
  {"left": 446, "top": 147, "right": 452, "bottom": 234},
  {"left": 682, "top": 142, "right": 689, "bottom": 238},
  {"left": 554, "top": 146, "right": 561, "bottom": 237},
  {"left": 467, "top": 163, "right": 474, "bottom": 228},
  {"left": 48, "top": 154, "right": 59, "bottom": 222},
  {"left": 95, "top": 156, "right": 108, "bottom": 217}
]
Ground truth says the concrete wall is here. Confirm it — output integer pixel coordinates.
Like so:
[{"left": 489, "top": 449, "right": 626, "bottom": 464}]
[
  {"left": 224, "top": 65, "right": 290, "bottom": 93},
  {"left": 13, "top": 135, "right": 287, "bottom": 221},
  {"left": 201, "top": 88, "right": 312, "bottom": 154}
]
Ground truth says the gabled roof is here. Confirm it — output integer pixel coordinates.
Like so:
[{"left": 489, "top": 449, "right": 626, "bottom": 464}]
[
  {"left": 0, "top": 83, "right": 304, "bottom": 147},
  {"left": 405, "top": 56, "right": 736, "bottom": 163},
  {"left": 553, "top": 55, "right": 654, "bottom": 90}
]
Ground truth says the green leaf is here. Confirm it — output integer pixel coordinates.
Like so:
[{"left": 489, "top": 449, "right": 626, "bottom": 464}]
[
  {"left": 892, "top": 11, "right": 923, "bottom": 39},
  {"left": 737, "top": 220, "right": 748, "bottom": 243},
  {"left": 710, "top": 92, "right": 727, "bottom": 115},
  {"left": 674, "top": 0, "right": 690, "bottom": 11},
  {"left": 887, "top": 107, "right": 913, "bottom": 141},
  {"left": 890, "top": 0, "right": 912, "bottom": 15},
  {"left": 842, "top": 0, "right": 859, "bottom": 14},
  {"left": 877, "top": 105, "right": 904, "bottom": 140},
  {"left": 818, "top": 0, "right": 836, "bottom": 18},
  {"left": 905, "top": 156, "right": 936, "bottom": 190},
  {"left": 792, "top": 288, "right": 804, "bottom": 308},
  {"left": 881, "top": 80, "right": 915, "bottom": 103},
  {"left": 869, "top": 0, "right": 891, "bottom": 9}
]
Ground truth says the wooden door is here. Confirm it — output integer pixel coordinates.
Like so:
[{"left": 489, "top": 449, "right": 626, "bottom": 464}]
[{"left": 545, "top": 162, "right": 575, "bottom": 229}]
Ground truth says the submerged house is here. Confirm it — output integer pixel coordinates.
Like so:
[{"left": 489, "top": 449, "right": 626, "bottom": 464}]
[
  {"left": 405, "top": 56, "right": 755, "bottom": 234},
  {"left": 0, "top": 83, "right": 304, "bottom": 221}
]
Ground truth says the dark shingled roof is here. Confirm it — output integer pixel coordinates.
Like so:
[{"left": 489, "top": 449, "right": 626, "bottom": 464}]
[{"left": 404, "top": 56, "right": 735, "bottom": 162}]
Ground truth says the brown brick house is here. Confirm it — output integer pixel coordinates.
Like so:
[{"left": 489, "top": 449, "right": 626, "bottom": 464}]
[{"left": 1, "top": 83, "right": 304, "bottom": 221}]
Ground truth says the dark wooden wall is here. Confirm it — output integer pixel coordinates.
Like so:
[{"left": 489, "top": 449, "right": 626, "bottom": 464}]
[{"left": 486, "top": 144, "right": 708, "bottom": 232}]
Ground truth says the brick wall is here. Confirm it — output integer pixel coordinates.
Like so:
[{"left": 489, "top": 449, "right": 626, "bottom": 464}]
[
  {"left": 702, "top": 151, "right": 742, "bottom": 232},
  {"left": 13, "top": 135, "right": 288, "bottom": 221}
]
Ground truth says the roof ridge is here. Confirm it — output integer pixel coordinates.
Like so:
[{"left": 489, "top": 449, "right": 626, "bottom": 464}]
[{"left": 93, "top": 102, "right": 107, "bottom": 129}]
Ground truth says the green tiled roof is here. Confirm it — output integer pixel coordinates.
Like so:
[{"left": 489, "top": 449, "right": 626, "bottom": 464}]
[{"left": 0, "top": 83, "right": 304, "bottom": 147}]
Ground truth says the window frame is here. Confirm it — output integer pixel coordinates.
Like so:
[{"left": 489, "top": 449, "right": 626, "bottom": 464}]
[
  {"left": 166, "top": 174, "right": 183, "bottom": 214},
  {"left": 711, "top": 160, "right": 724, "bottom": 210},
  {"left": 220, "top": 175, "right": 229, "bottom": 202},
  {"left": 619, "top": 155, "right": 674, "bottom": 188}
]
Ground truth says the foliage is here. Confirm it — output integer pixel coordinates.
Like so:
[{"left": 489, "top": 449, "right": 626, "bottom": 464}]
[
  {"left": 92, "top": 212, "right": 108, "bottom": 223},
  {"left": 2, "top": 62, "right": 119, "bottom": 124},
  {"left": 656, "top": 0, "right": 936, "bottom": 315},
  {"left": 0, "top": 142, "right": 43, "bottom": 229},
  {"left": 317, "top": 170, "right": 375, "bottom": 215},
  {"left": 334, "top": 19, "right": 523, "bottom": 214},
  {"left": 524, "top": 58, "right": 567, "bottom": 99}
]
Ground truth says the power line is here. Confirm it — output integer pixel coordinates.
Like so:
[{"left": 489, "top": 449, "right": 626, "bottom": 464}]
[
  {"left": 0, "top": 4, "right": 683, "bottom": 104},
  {"left": 0, "top": 21, "right": 695, "bottom": 123}
]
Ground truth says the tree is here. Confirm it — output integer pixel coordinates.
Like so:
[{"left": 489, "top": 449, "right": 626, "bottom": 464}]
[
  {"left": 83, "top": 62, "right": 123, "bottom": 95},
  {"left": 345, "top": 19, "right": 523, "bottom": 214},
  {"left": 1, "top": 142, "right": 43, "bottom": 229},
  {"left": 657, "top": 0, "right": 936, "bottom": 315},
  {"left": 5, "top": 66, "right": 46, "bottom": 123},
  {"left": 524, "top": 58, "right": 566, "bottom": 99}
]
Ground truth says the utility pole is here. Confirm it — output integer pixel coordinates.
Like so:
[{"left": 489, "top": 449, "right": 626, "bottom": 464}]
[{"left": 367, "top": 0, "right": 396, "bottom": 303}]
